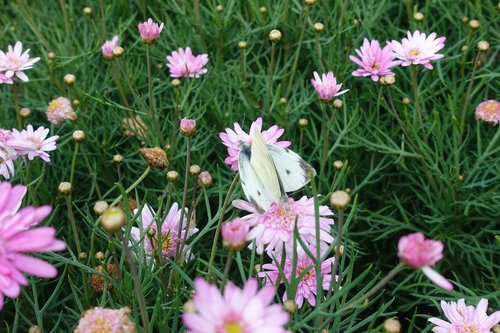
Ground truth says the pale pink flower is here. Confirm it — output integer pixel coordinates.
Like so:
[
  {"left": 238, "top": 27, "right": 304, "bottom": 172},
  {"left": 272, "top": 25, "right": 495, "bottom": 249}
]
[
  {"left": 0, "top": 142, "right": 16, "bottom": 180},
  {"left": 475, "top": 100, "right": 500, "bottom": 125},
  {"left": 166, "top": 47, "right": 209, "bottom": 78},
  {"left": 138, "top": 18, "right": 163, "bottom": 43},
  {"left": 349, "top": 38, "right": 399, "bottom": 81},
  {"left": 0, "top": 181, "right": 66, "bottom": 310},
  {"left": 46, "top": 96, "right": 76, "bottom": 125},
  {"left": 428, "top": 298, "right": 500, "bottom": 333},
  {"left": 398, "top": 232, "right": 453, "bottom": 290},
  {"left": 74, "top": 307, "right": 137, "bottom": 333},
  {"left": 8, "top": 125, "right": 58, "bottom": 162},
  {"left": 311, "top": 71, "right": 349, "bottom": 102},
  {"left": 101, "top": 35, "right": 119, "bottom": 60},
  {"left": 221, "top": 217, "right": 250, "bottom": 251},
  {"left": 219, "top": 117, "right": 291, "bottom": 171},
  {"left": 260, "top": 252, "right": 337, "bottom": 308},
  {"left": 130, "top": 203, "right": 197, "bottom": 262},
  {"left": 183, "top": 278, "right": 290, "bottom": 333},
  {"left": 0, "top": 72, "right": 14, "bottom": 84},
  {"left": 198, "top": 171, "right": 212, "bottom": 187},
  {"left": 0, "top": 41, "right": 40, "bottom": 82},
  {"left": 233, "top": 196, "right": 334, "bottom": 255},
  {"left": 388, "top": 30, "right": 446, "bottom": 70},
  {"left": 180, "top": 118, "right": 197, "bottom": 136}
]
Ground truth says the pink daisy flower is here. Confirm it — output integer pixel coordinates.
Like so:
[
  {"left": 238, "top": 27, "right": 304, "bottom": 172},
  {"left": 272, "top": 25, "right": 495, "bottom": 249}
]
[
  {"left": 221, "top": 217, "right": 250, "bottom": 251},
  {"left": 74, "top": 307, "right": 137, "bottom": 333},
  {"left": 46, "top": 96, "right": 77, "bottom": 125},
  {"left": 166, "top": 47, "right": 209, "bottom": 78},
  {"left": 349, "top": 38, "right": 399, "bottom": 81},
  {"left": 233, "top": 196, "right": 334, "bottom": 255},
  {"left": 8, "top": 125, "right": 59, "bottom": 162},
  {"left": 0, "top": 181, "right": 66, "bottom": 310},
  {"left": 388, "top": 30, "right": 446, "bottom": 70},
  {"left": 183, "top": 278, "right": 290, "bottom": 333},
  {"left": 259, "top": 252, "right": 337, "bottom": 308},
  {"left": 0, "top": 142, "right": 16, "bottom": 180},
  {"left": 0, "top": 41, "right": 40, "bottom": 82},
  {"left": 0, "top": 72, "right": 14, "bottom": 84},
  {"left": 138, "top": 18, "right": 164, "bottom": 44},
  {"left": 130, "top": 203, "right": 197, "bottom": 262},
  {"left": 475, "top": 100, "right": 500, "bottom": 125},
  {"left": 219, "top": 117, "right": 291, "bottom": 172},
  {"left": 311, "top": 71, "right": 349, "bottom": 102},
  {"left": 428, "top": 298, "right": 500, "bottom": 333},
  {"left": 101, "top": 35, "right": 119, "bottom": 60},
  {"left": 398, "top": 232, "right": 453, "bottom": 290}
]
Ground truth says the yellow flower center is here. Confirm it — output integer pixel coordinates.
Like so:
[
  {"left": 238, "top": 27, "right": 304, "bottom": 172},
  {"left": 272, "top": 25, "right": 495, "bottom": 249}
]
[
  {"left": 161, "top": 232, "right": 172, "bottom": 252},
  {"left": 48, "top": 100, "right": 62, "bottom": 111},
  {"left": 408, "top": 48, "right": 421, "bottom": 57},
  {"left": 483, "top": 102, "right": 497, "bottom": 117},
  {"left": 91, "top": 317, "right": 112, "bottom": 333},
  {"left": 370, "top": 64, "right": 381, "bottom": 70},
  {"left": 224, "top": 322, "right": 243, "bottom": 333},
  {"left": 459, "top": 325, "right": 478, "bottom": 333}
]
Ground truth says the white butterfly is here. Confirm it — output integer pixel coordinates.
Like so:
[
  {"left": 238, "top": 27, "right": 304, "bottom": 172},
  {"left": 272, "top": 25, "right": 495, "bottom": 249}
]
[{"left": 238, "top": 128, "right": 316, "bottom": 213}]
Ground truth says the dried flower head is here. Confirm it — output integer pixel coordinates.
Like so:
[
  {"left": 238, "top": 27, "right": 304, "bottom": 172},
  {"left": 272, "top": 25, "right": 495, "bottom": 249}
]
[
  {"left": 90, "top": 264, "right": 118, "bottom": 294},
  {"left": 47, "top": 96, "right": 76, "bottom": 125},
  {"left": 139, "top": 147, "right": 168, "bottom": 169},
  {"left": 122, "top": 115, "right": 147, "bottom": 139},
  {"left": 475, "top": 100, "right": 500, "bottom": 125}
]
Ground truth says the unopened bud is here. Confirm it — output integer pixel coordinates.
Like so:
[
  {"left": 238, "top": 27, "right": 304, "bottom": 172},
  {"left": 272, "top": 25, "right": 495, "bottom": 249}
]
[
  {"left": 492, "top": 324, "right": 500, "bottom": 333},
  {"left": 477, "top": 40, "right": 489, "bottom": 52},
  {"left": 180, "top": 118, "right": 197, "bottom": 136},
  {"left": 72, "top": 99, "right": 80, "bottom": 106},
  {"left": 469, "top": 19, "right": 480, "bottom": 29},
  {"left": 333, "top": 160, "right": 344, "bottom": 170},
  {"left": 113, "top": 154, "right": 124, "bottom": 164},
  {"left": 198, "top": 171, "right": 213, "bottom": 187},
  {"left": 48, "top": 51, "right": 56, "bottom": 59},
  {"left": 402, "top": 97, "right": 411, "bottom": 105},
  {"left": 333, "top": 99, "right": 343, "bottom": 109},
  {"left": 457, "top": 175, "right": 464, "bottom": 182},
  {"left": 78, "top": 252, "right": 88, "bottom": 261},
  {"left": 413, "top": 12, "right": 424, "bottom": 21},
  {"left": 238, "top": 41, "right": 248, "bottom": 49},
  {"left": 313, "top": 22, "right": 324, "bottom": 32},
  {"left": 64, "top": 74, "right": 76, "bottom": 85},
  {"left": 58, "top": 182, "right": 72, "bottom": 195},
  {"left": 19, "top": 107, "right": 31, "bottom": 118},
  {"left": 167, "top": 170, "right": 179, "bottom": 182},
  {"left": 147, "top": 228, "right": 157, "bottom": 237},
  {"left": 189, "top": 164, "right": 201, "bottom": 176},
  {"left": 284, "top": 299, "right": 298, "bottom": 313},
  {"left": 383, "top": 318, "right": 401, "bottom": 333},
  {"left": 269, "top": 29, "right": 282, "bottom": 42},
  {"left": 279, "top": 97, "right": 287, "bottom": 105},
  {"left": 462, "top": 16, "right": 469, "bottom": 24},
  {"left": 335, "top": 244, "right": 345, "bottom": 256},
  {"left": 72, "top": 130, "right": 86, "bottom": 142},
  {"left": 380, "top": 74, "right": 396, "bottom": 86},
  {"left": 254, "top": 264, "right": 261, "bottom": 273},
  {"left": 157, "top": 63, "right": 164, "bottom": 69},
  {"left": 112, "top": 46, "right": 124, "bottom": 57},
  {"left": 184, "top": 300, "right": 197, "bottom": 313},
  {"left": 95, "top": 251, "right": 105, "bottom": 261},
  {"left": 298, "top": 118, "right": 308, "bottom": 127},
  {"left": 101, "top": 207, "right": 126, "bottom": 233},
  {"left": 259, "top": 6, "right": 267, "bottom": 14},
  {"left": 83, "top": 7, "right": 92, "bottom": 15},
  {"left": 305, "top": 0, "right": 315, "bottom": 6},
  {"left": 172, "top": 78, "right": 181, "bottom": 87},
  {"left": 215, "top": 4, "right": 223, "bottom": 12},
  {"left": 28, "top": 325, "right": 42, "bottom": 333},
  {"left": 329, "top": 190, "right": 351, "bottom": 210},
  {"left": 93, "top": 201, "right": 109, "bottom": 215},
  {"left": 461, "top": 45, "right": 469, "bottom": 52}
]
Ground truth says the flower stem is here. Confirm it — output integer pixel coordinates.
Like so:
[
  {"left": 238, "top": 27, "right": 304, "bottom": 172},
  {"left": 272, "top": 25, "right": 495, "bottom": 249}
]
[
  {"left": 411, "top": 65, "right": 424, "bottom": 135},
  {"left": 314, "top": 31, "right": 325, "bottom": 72},
  {"left": 285, "top": 6, "right": 309, "bottom": 98},
  {"left": 460, "top": 52, "right": 480, "bottom": 138},
  {"left": 146, "top": 44, "right": 164, "bottom": 147},
  {"left": 326, "top": 209, "right": 343, "bottom": 304},
  {"left": 175, "top": 137, "right": 191, "bottom": 262},
  {"left": 265, "top": 42, "right": 277, "bottom": 118},
  {"left": 12, "top": 83, "right": 22, "bottom": 129},
  {"left": 69, "top": 142, "right": 79, "bottom": 185},
  {"left": 221, "top": 251, "right": 234, "bottom": 289}
]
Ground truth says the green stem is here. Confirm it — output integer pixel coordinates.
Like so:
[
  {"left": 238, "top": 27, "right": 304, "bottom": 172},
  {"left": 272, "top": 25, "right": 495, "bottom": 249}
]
[
  {"left": 69, "top": 142, "right": 79, "bottom": 185},
  {"left": 314, "top": 32, "right": 325, "bottom": 72},
  {"left": 326, "top": 209, "right": 344, "bottom": 305},
  {"left": 460, "top": 52, "right": 480, "bottom": 138},
  {"left": 265, "top": 42, "right": 277, "bottom": 117},
  {"left": 221, "top": 251, "right": 234, "bottom": 288},
  {"left": 175, "top": 137, "right": 191, "bottom": 262},
  {"left": 411, "top": 65, "right": 424, "bottom": 133},
  {"left": 146, "top": 45, "right": 164, "bottom": 147},
  {"left": 285, "top": 6, "right": 309, "bottom": 98}
]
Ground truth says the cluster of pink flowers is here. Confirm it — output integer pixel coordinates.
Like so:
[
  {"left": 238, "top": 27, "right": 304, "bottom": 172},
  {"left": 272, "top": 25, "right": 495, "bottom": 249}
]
[
  {"left": 0, "top": 181, "right": 66, "bottom": 310},
  {"left": 101, "top": 35, "right": 120, "bottom": 60},
  {"left": 0, "top": 125, "right": 59, "bottom": 179},
  {"left": 0, "top": 41, "right": 40, "bottom": 84}
]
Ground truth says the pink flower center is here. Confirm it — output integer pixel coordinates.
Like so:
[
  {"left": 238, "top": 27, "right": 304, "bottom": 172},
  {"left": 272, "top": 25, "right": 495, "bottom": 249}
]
[
  {"left": 7, "top": 54, "right": 21, "bottom": 68},
  {"left": 264, "top": 203, "right": 297, "bottom": 232},
  {"left": 408, "top": 48, "right": 421, "bottom": 58}
]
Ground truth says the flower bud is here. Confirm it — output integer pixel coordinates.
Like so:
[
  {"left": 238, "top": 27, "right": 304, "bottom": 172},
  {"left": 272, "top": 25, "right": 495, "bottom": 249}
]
[
  {"left": 72, "top": 99, "right": 80, "bottom": 106},
  {"left": 93, "top": 201, "right": 109, "bottom": 215},
  {"left": 305, "top": 0, "right": 315, "bottom": 6},
  {"left": 469, "top": 19, "right": 480, "bottom": 29},
  {"left": 380, "top": 74, "right": 396, "bottom": 86},
  {"left": 492, "top": 324, "right": 500, "bottom": 333},
  {"left": 147, "top": 227, "right": 157, "bottom": 238},
  {"left": 112, "top": 46, "right": 124, "bottom": 57},
  {"left": 58, "top": 182, "right": 72, "bottom": 195},
  {"left": 269, "top": 29, "right": 282, "bottom": 42},
  {"left": 413, "top": 12, "right": 424, "bottom": 21},
  {"left": 461, "top": 45, "right": 469, "bottom": 52},
  {"left": 189, "top": 164, "right": 201, "bottom": 176},
  {"left": 28, "top": 326, "right": 42, "bottom": 333},
  {"left": 78, "top": 252, "right": 88, "bottom": 262},
  {"left": 259, "top": 6, "right": 267, "bottom": 14},
  {"left": 215, "top": 4, "right": 223, "bottom": 12},
  {"left": 457, "top": 175, "right": 464, "bottom": 182},
  {"left": 72, "top": 130, "right": 86, "bottom": 142},
  {"left": 167, "top": 170, "right": 179, "bottom": 182},
  {"left": 221, "top": 218, "right": 249, "bottom": 251},
  {"left": 462, "top": 16, "right": 469, "bottom": 24},
  {"left": 48, "top": 51, "right": 56, "bottom": 59},
  {"left": 101, "top": 207, "right": 126, "bottom": 233},
  {"left": 333, "top": 99, "right": 344, "bottom": 109},
  {"left": 139, "top": 147, "right": 169, "bottom": 169},
  {"left": 329, "top": 190, "right": 351, "bottom": 210},
  {"left": 333, "top": 160, "right": 344, "bottom": 170},
  {"left": 335, "top": 244, "right": 345, "bottom": 256},
  {"left": 279, "top": 97, "right": 287, "bottom": 105},
  {"left": 298, "top": 118, "right": 308, "bottom": 127},
  {"left": 383, "top": 318, "right": 401, "bottom": 333},
  {"left": 198, "top": 171, "right": 213, "bottom": 187},
  {"left": 254, "top": 264, "right": 261, "bottom": 273},
  {"left": 313, "top": 22, "right": 324, "bottom": 32},
  {"left": 172, "top": 78, "right": 181, "bottom": 87},
  {"left": 402, "top": 97, "right": 411, "bottom": 105},
  {"left": 180, "top": 118, "right": 197, "bottom": 136},
  {"left": 284, "top": 299, "right": 298, "bottom": 313},
  {"left": 477, "top": 40, "right": 489, "bottom": 52},
  {"left": 113, "top": 154, "right": 124, "bottom": 164},
  {"left": 19, "top": 107, "right": 31, "bottom": 118},
  {"left": 95, "top": 251, "right": 105, "bottom": 261},
  {"left": 64, "top": 74, "right": 76, "bottom": 85},
  {"left": 157, "top": 63, "right": 164, "bottom": 69},
  {"left": 83, "top": 7, "right": 92, "bottom": 15},
  {"left": 184, "top": 300, "right": 197, "bottom": 313},
  {"left": 238, "top": 41, "right": 248, "bottom": 49}
]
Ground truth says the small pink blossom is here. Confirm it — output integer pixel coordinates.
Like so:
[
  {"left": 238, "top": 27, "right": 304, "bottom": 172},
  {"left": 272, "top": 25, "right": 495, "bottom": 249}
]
[
  {"left": 388, "top": 30, "right": 446, "bottom": 70},
  {"left": 428, "top": 298, "right": 500, "bottom": 333},
  {"left": 166, "top": 47, "right": 209, "bottom": 78},
  {"left": 46, "top": 96, "right": 76, "bottom": 125},
  {"left": 8, "top": 125, "right": 58, "bottom": 162},
  {"left": 233, "top": 196, "right": 334, "bottom": 255},
  {"left": 0, "top": 181, "right": 66, "bottom": 310},
  {"left": 198, "top": 171, "right": 212, "bottom": 187},
  {"left": 74, "top": 307, "right": 137, "bottom": 333},
  {"left": 221, "top": 218, "right": 250, "bottom": 251},
  {"left": 138, "top": 18, "right": 163, "bottom": 43},
  {"left": 475, "top": 100, "right": 500, "bottom": 125},
  {"left": 259, "top": 252, "right": 337, "bottom": 308},
  {"left": 219, "top": 117, "right": 291, "bottom": 171},
  {"left": 349, "top": 38, "right": 399, "bottom": 81},
  {"left": 311, "top": 71, "right": 349, "bottom": 102},
  {"left": 180, "top": 118, "right": 197, "bottom": 136},
  {"left": 0, "top": 72, "right": 14, "bottom": 84},
  {"left": 0, "top": 41, "right": 40, "bottom": 82},
  {"left": 182, "top": 278, "right": 290, "bottom": 333},
  {"left": 398, "top": 232, "right": 453, "bottom": 290},
  {"left": 101, "top": 35, "right": 119, "bottom": 60}
]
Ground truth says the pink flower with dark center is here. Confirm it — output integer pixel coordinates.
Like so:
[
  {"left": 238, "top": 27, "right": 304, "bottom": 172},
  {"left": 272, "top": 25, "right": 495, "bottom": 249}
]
[
  {"left": 220, "top": 117, "right": 291, "bottom": 172},
  {"left": 259, "top": 252, "right": 337, "bottom": 308},
  {"left": 221, "top": 218, "right": 250, "bottom": 251},
  {"left": 9, "top": 125, "right": 59, "bottom": 162},
  {"left": 475, "top": 100, "right": 500, "bottom": 125},
  {"left": 0, "top": 72, "right": 14, "bottom": 84},
  {"left": 101, "top": 35, "right": 119, "bottom": 60},
  {"left": 130, "top": 203, "right": 197, "bottom": 262},
  {"left": 0, "top": 41, "right": 40, "bottom": 82},
  {"left": 166, "top": 47, "right": 209, "bottom": 78},
  {"left": 233, "top": 196, "right": 334, "bottom": 255},
  {"left": 182, "top": 278, "right": 290, "bottom": 333},
  {"left": 311, "top": 71, "right": 349, "bottom": 102},
  {"left": 74, "top": 307, "right": 137, "bottom": 333},
  {"left": 138, "top": 18, "right": 163, "bottom": 44},
  {"left": 398, "top": 232, "right": 453, "bottom": 290},
  {"left": 0, "top": 181, "right": 66, "bottom": 310},
  {"left": 428, "top": 298, "right": 500, "bottom": 333},
  {"left": 46, "top": 96, "right": 76, "bottom": 125},
  {"left": 349, "top": 38, "right": 399, "bottom": 81},
  {"left": 388, "top": 30, "right": 446, "bottom": 70}
]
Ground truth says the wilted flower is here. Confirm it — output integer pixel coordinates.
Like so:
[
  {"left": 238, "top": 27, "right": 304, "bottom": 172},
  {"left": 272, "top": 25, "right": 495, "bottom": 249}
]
[
  {"left": 221, "top": 218, "right": 249, "bottom": 251},
  {"left": 138, "top": 18, "right": 163, "bottom": 44},
  {"left": 182, "top": 278, "right": 289, "bottom": 333},
  {"left": 122, "top": 116, "right": 147, "bottom": 139},
  {"left": 0, "top": 41, "right": 40, "bottom": 82},
  {"left": 428, "top": 298, "right": 500, "bottom": 333},
  {"left": 398, "top": 232, "right": 453, "bottom": 290},
  {"left": 8, "top": 125, "right": 58, "bottom": 162},
  {"left": 233, "top": 196, "right": 334, "bottom": 255},
  {"left": 388, "top": 30, "right": 446, "bottom": 70},
  {"left": 219, "top": 117, "right": 290, "bottom": 171},
  {"left": 102, "top": 35, "right": 119, "bottom": 60},
  {"left": 475, "top": 100, "right": 500, "bottom": 125},
  {"left": 139, "top": 147, "right": 168, "bottom": 169},
  {"left": 46, "top": 97, "right": 76, "bottom": 125},
  {"left": 74, "top": 307, "right": 137, "bottom": 333},
  {"left": 311, "top": 71, "right": 349, "bottom": 102},
  {"left": 166, "top": 47, "right": 209, "bottom": 78},
  {"left": 349, "top": 38, "right": 399, "bottom": 81},
  {"left": 0, "top": 182, "right": 66, "bottom": 310},
  {"left": 90, "top": 264, "right": 118, "bottom": 294}
]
